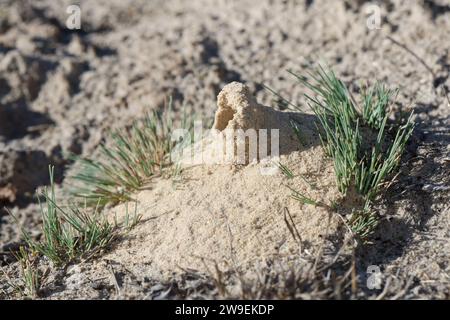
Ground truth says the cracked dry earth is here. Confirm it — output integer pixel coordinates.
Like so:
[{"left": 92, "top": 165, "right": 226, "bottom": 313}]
[{"left": 0, "top": 0, "right": 449, "bottom": 299}]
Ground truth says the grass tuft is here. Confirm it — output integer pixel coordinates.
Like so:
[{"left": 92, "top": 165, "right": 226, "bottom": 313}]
[
  {"left": 15, "top": 166, "right": 117, "bottom": 266},
  {"left": 273, "top": 66, "right": 415, "bottom": 239},
  {"left": 349, "top": 209, "right": 379, "bottom": 240},
  {"left": 70, "top": 99, "right": 191, "bottom": 208}
]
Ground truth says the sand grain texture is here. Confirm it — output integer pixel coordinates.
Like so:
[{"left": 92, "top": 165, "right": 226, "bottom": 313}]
[
  {"left": 109, "top": 83, "right": 341, "bottom": 276},
  {"left": 111, "top": 153, "right": 340, "bottom": 277}
]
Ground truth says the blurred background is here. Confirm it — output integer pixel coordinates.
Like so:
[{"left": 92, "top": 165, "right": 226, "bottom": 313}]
[{"left": 0, "top": 0, "right": 449, "bottom": 297}]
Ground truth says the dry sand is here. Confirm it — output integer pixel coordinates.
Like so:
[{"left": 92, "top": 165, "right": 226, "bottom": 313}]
[
  {"left": 109, "top": 83, "right": 342, "bottom": 276},
  {"left": 0, "top": 0, "right": 449, "bottom": 299}
]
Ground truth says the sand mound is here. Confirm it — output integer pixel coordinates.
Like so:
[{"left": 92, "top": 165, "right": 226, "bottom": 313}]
[{"left": 108, "top": 84, "right": 342, "bottom": 277}]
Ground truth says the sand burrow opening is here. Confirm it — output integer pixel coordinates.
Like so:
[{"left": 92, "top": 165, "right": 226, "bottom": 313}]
[{"left": 213, "top": 95, "right": 236, "bottom": 131}]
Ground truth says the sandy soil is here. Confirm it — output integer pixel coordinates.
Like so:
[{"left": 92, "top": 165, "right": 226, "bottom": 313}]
[{"left": 0, "top": 0, "right": 449, "bottom": 299}]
